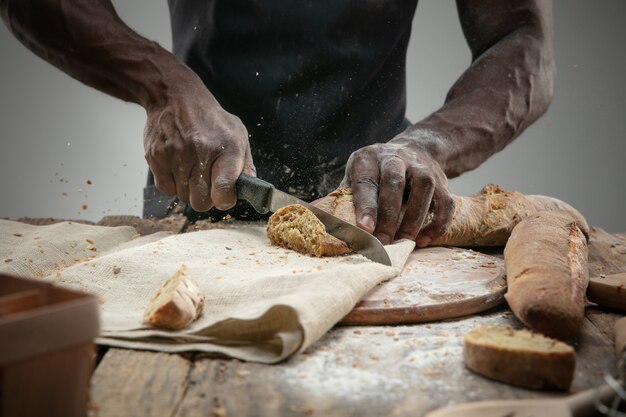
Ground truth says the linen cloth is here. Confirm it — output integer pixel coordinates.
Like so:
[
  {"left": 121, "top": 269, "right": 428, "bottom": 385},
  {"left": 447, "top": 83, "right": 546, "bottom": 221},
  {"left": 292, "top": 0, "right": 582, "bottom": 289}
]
[{"left": 0, "top": 219, "right": 414, "bottom": 363}]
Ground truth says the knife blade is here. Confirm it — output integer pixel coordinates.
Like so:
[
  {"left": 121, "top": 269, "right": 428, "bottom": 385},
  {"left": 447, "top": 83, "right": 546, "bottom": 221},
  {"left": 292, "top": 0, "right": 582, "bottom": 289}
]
[{"left": 236, "top": 174, "right": 392, "bottom": 266}]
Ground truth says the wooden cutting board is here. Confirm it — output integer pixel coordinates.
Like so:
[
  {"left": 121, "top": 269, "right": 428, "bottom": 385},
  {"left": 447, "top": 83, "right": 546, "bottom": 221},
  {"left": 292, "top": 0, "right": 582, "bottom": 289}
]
[{"left": 340, "top": 246, "right": 506, "bottom": 325}]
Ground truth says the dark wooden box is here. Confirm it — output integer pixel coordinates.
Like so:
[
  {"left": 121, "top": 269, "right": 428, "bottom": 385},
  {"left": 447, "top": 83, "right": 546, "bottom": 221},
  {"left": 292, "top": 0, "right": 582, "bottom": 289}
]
[{"left": 0, "top": 273, "right": 100, "bottom": 417}]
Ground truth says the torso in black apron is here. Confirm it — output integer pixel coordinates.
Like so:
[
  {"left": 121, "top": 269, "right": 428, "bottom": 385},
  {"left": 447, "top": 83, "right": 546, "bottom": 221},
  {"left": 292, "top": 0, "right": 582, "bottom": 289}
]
[{"left": 145, "top": 0, "right": 417, "bottom": 220}]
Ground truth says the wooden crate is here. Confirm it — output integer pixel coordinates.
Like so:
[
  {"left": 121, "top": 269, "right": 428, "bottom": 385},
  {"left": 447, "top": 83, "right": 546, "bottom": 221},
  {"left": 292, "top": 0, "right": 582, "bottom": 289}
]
[{"left": 0, "top": 273, "right": 100, "bottom": 417}]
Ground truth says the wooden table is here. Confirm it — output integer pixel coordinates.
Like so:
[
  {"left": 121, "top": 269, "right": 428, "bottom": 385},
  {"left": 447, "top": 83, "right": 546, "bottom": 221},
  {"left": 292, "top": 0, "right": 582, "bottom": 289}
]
[{"left": 88, "top": 227, "right": 626, "bottom": 417}]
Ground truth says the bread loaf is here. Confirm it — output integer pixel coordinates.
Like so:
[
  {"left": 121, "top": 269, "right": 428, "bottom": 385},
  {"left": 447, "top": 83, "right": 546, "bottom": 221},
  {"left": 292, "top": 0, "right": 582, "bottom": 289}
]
[
  {"left": 143, "top": 265, "right": 205, "bottom": 330},
  {"left": 311, "top": 185, "right": 588, "bottom": 247},
  {"left": 432, "top": 184, "right": 588, "bottom": 246},
  {"left": 463, "top": 325, "right": 575, "bottom": 391},
  {"left": 266, "top": 204, "right": 351, "bottom": 257},
  {"left": 504, "top": 212, "right": 589, "bottom": 340}
]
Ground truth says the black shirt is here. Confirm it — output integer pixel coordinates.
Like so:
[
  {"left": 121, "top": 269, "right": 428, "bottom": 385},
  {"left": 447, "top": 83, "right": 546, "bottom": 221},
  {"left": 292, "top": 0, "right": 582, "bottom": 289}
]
[{"left": 166, "top": 0, "right": 417, "bottom": 200}]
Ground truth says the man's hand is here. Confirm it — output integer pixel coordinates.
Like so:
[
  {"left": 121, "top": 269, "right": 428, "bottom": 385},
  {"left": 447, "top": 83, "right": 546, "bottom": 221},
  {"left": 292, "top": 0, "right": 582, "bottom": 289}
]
[
  {"left": 343, "top": 135, "right": 454, "bottom": 247},
  {"left": 1, "top": 0, "right": 255, "bottom": 214},
  {"left": 143, "top": 74, "right": 255, "bottom": 212},
  {"left": 342, "top": 0, "right": 555, "bottom": 247}
]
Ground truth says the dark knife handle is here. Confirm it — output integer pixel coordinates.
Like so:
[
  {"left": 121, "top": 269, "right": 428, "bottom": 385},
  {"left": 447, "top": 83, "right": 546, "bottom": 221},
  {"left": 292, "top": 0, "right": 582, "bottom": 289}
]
[{"left": 236, "top": 173, "right": 274, "bottom": 214}]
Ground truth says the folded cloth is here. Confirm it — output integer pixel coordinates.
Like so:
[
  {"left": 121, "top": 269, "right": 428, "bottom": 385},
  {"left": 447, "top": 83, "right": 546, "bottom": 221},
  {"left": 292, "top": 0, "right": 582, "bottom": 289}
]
[{"left": 0, "top": 219, "right": 414, "bottom": 363}]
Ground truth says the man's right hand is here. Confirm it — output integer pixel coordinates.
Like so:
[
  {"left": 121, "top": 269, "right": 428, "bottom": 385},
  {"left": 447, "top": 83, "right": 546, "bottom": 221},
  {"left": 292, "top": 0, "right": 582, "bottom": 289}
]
[
  {"left": 1, "top": 0, "right": 255, "bottom": 214},
  {"left": 143, "top": 73, "right": 255, "bottom": 213}
]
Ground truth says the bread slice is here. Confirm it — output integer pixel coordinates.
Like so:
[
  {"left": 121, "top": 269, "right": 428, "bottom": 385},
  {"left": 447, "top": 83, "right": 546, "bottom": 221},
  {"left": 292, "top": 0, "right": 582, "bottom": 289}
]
[
  {"left": 266, "top": 204, "right": 351, "bottom": 257},
  {"left": 143, "top": 265, "right": 205, "bottom": 330},
  {"left": 463, "top": 325, "right": 575, "bottom": 391}
]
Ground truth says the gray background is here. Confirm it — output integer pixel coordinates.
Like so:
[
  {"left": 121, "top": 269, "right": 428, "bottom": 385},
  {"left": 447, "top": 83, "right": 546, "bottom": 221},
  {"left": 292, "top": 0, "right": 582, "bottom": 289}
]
[{"left": 1, "top": 1, "right": 624, "bottom": 231}]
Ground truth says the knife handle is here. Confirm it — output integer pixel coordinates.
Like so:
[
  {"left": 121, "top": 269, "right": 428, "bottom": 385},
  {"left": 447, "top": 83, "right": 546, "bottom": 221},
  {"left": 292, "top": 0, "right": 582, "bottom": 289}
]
[{"left": 236, "top": 174, "right": 274, "bottom": 214}]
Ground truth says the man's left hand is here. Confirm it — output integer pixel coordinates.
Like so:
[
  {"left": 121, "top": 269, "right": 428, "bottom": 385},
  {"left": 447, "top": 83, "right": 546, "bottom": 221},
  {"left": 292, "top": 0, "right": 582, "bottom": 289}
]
[{"left": 342, "top": 136, "right": 454, "bottom": 247}]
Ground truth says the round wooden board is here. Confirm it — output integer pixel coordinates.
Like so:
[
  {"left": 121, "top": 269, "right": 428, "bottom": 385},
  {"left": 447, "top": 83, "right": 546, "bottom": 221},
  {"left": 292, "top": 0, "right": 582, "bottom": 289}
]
[{"left": 340, "top": 246, "right": 507, "bottom": 325}]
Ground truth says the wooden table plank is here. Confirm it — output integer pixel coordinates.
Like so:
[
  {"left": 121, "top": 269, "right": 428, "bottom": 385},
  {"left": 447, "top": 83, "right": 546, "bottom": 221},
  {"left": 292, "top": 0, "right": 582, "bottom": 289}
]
[{"left": 88, "top": 349, "right": 193, "bottom": 417}]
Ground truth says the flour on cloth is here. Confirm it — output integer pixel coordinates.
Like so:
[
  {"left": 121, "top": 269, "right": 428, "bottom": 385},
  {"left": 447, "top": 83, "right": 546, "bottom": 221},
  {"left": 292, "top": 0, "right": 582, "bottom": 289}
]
[{"left": 0, "top": 219, "right": 414, "bottom": 363}]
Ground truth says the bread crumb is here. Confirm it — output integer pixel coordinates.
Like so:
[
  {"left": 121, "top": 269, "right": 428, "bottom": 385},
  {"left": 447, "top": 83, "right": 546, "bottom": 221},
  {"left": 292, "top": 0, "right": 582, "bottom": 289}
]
[
  {"left": 82, "top": 204, "right": 89, "bottom": 210},
  {"left": 353, "top": 330, "right": 362, "bottom": 335},
  {"left": 211, "top": 406, "right": 227, "bottom": 417},
  {"left": 385, "top": 331, "right": 396, "bottom": 337},
  {"left": 423, "top": 370, "right": 441, "bottom": 377}
]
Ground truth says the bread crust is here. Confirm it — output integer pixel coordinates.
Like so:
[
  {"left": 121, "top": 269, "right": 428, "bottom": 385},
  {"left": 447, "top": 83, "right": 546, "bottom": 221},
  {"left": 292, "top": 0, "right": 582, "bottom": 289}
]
[
  {"left": 143, "top": 265, "right": 205, "bottom": 330},
  {"left": 463, "top": 325, "right": 575, "bottom": 391},
  {"left": 504, "top": 212, "right": 589, "bottom": 340}
]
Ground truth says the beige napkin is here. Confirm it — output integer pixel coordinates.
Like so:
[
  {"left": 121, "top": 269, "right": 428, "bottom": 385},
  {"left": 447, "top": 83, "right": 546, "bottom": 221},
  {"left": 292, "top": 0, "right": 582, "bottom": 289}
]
[{"left": 0, "top": 219, "right": 414, "bottom": 363}]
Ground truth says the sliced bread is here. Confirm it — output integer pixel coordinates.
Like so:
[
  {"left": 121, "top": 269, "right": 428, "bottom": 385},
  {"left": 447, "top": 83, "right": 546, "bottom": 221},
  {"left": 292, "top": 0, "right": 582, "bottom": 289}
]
[
  {"left": 266, "top": 204, "right": 351, "bottom": 257},
  {"left": 143, "top": 265, "right": 205, "bottom": 330},
  {"left": 463, "top": 325, "right": 575, "bottom": 391}
]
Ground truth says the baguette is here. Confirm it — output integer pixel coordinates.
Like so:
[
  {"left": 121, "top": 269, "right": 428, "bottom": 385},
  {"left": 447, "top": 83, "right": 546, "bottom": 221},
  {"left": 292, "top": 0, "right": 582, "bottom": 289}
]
[
  {"left": 504, "top": 212, "right": 589, "bottom": 340},
  {"left": 143, "top": 265, "right": 205, "bottom": 330},
  {"left": 266, "top": 204, "right": 351, "bottom": 257},
  {"left": 463, "top": 325, "right": 575, "bottom": 391},
  {"left": 431, "top": 184, "right": 588, "bottom": 246},
  {"left": 311, "top": 185, "right": 588, "bottom": 247}
]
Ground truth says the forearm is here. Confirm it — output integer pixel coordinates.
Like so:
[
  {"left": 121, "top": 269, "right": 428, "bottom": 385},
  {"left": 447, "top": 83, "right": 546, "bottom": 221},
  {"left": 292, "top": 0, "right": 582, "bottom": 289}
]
[
  {"left": 399, "top": 0, "right": 555, "bottom": 178},
  {"left": 1, "top": 0, "right": 192, "bottom": 109}
]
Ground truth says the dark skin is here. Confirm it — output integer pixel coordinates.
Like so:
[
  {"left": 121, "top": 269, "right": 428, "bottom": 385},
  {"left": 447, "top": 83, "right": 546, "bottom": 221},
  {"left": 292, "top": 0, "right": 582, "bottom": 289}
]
[{"left": 1, "top": 0, "right": 554, "bottom": 246}]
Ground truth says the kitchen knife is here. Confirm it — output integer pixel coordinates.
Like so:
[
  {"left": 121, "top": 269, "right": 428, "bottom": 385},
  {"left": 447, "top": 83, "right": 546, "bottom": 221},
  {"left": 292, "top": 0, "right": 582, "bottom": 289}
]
[{"left": 236, "top": 174, "right": 392, "bottom": 266}]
